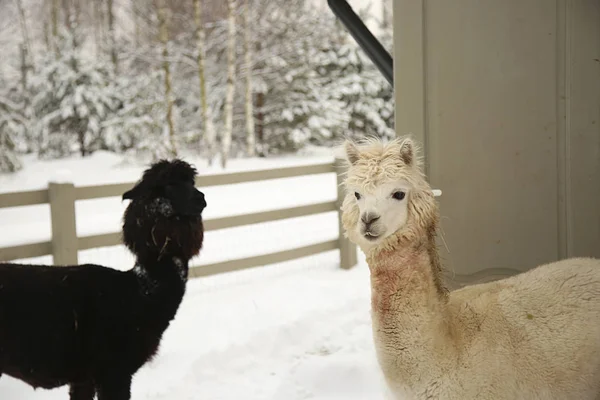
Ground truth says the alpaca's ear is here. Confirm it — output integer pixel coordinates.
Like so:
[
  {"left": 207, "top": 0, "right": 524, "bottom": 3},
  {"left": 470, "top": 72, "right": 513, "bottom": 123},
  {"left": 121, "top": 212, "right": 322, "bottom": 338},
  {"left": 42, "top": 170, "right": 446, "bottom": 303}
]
[
  {"left": 399, "top": 138, "right": 414, "bottom": 166},
  {"left": 345, "top": 141, "right": 360, "bottom": 165},
  {"left": 122, "top": 185, "right": 141, "bottom": 201},
  {"left": 122, "top": 189, "right": 134, "bottom": 200}
]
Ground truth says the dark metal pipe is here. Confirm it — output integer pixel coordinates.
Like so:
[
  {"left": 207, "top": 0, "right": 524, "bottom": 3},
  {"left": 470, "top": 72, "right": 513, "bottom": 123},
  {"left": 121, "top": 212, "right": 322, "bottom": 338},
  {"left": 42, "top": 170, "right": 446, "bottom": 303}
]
[{"left": 327, "top": 0, "right": 393, "bottom": 87}]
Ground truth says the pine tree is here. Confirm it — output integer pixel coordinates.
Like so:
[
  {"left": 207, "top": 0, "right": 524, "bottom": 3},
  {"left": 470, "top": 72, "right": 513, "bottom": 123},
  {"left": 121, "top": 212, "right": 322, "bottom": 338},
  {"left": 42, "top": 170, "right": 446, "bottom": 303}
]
[
  {"left": 318, "top": 41, "right": 394, "bottom": 142},
  {"left": 252, "top": 0, "right": 345, "bottom": 153},
  {"left": 29, "top": 29, "right": 122, "bottom": 159},
  {"left": 308, "top": 10, "right": 395, "bottom": 143},
  {"left": 102, "top": 70, "right": 165, "bottom": 158}
]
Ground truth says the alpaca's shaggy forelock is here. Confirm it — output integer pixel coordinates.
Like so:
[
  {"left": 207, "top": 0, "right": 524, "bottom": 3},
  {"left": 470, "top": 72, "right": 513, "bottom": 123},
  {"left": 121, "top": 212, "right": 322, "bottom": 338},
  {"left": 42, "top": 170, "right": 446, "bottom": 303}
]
[
  {"left": 342, "top": 136, "right": 425, "bottom": 192},
  {"left": 123, "top": 159, "right": 198, "bottom": 201}
]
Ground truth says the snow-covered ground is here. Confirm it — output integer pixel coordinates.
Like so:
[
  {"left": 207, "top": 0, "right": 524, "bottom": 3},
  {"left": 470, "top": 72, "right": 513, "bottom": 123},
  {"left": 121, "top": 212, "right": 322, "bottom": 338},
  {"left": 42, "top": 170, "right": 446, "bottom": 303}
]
[{"left": 0, "top": 150, "right": 391, "bottom": 400}]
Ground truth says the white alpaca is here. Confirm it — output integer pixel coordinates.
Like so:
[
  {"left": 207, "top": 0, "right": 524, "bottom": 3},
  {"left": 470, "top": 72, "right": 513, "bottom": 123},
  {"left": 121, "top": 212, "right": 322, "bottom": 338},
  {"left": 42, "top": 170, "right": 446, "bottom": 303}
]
[{"left": 340, "top": 136, "right": 600, "bottom": 400}]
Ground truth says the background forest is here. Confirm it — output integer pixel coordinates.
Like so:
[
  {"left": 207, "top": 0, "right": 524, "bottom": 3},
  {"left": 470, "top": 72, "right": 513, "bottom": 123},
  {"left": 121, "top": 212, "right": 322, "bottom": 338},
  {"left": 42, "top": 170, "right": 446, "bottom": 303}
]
[{"left": 0, "top": 0, "right": 393, "bottom": 172}]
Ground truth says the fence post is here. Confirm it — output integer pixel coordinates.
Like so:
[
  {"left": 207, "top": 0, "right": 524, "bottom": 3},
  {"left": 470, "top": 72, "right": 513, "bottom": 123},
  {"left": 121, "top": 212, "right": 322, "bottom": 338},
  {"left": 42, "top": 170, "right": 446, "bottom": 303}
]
[
  {"left": 49, "top": 179, "right": 78, "bottom": 265},
  {"left": 335, "top": 159, "right": 357, "bottom": 269}
]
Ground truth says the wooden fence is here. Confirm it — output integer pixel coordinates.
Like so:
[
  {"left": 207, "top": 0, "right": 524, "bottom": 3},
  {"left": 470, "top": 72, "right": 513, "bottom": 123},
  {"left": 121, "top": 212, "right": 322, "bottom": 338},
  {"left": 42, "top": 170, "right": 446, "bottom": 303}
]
[{"left": 0, "top": 161, "right": 358, "bottom": 277}]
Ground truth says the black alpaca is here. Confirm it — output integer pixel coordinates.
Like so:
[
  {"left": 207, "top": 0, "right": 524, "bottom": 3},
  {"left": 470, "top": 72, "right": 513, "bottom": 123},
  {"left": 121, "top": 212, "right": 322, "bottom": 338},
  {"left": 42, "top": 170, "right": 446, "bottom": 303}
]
[{"left": 0, "top": 159, "right": 206, "bottom": 400}]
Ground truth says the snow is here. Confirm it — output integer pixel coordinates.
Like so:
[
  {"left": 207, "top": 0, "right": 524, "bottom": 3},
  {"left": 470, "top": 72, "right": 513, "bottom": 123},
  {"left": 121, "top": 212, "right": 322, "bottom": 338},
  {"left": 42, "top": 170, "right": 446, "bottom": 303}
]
[
  {"left": 0, "top": 151, "right": 392, "bottom": 400},
  {"left": 49, "top": 168, "right": 75, "bottom": 184}
]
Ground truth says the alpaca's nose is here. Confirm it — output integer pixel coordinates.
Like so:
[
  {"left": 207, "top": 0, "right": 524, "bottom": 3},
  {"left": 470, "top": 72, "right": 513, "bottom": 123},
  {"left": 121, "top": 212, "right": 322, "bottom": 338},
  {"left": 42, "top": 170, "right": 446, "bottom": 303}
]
[
  {"left": 195, "top": 190, "right": 207, "bottom": 211},
  {"left": 361, "top": 213, "right": 380, "bottom": 228}
]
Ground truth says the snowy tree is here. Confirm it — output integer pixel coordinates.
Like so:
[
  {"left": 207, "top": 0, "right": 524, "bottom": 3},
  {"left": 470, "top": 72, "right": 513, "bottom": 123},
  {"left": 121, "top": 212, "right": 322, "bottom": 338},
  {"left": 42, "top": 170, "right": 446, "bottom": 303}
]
[
  {"left": 249, "top": 0, "right": 333, "bottom": 153},
  {"left": 194, "top": 0, "right": 217, "bottom": 164},
  {"left": 29, "top": 29, "right": 122, "bottom": 158},
  {"left": 157, "top": 0, "right": 177, "bottom": 157},
  {"left": 316, "top": 41, "right": 394, "bottom": 142},
  {"left": 90, "top": 0, "right": 105, "bottom": 57},
  {"left": 242, "top": 0, "right": 255, "bottom": 157},
  {"left": 239, "top": 0, "right": 392, "bottom": 154},
  {"left": 254, "top": 5, "right": 395, "bottom": 152},
  {"left": 222, "top": 0, "right": 237, "bottom": 168},
  {"left": 260, "top": 58, "right": 346, "bottom": 152},
  {"left": 0, "top": 129, "right": 23, "bottom": 173},
  {"left": 0, "top": 0, "right": 393, "bottom": 164},
  {"left": 382, "top": 0, "right": 392, "bottom": 32},
  {"left": 299, "top": 8, "right": 395, "bottom": 144},
  {"left": 50, "top": 0, "right": 60, "bottom": 54},
  {"left": 102, "top": 70, "right": 165, "bottom": 157},
  {"left": 0, "top": 84, "right": 26, "bottom": 172},
  {"left": 107, "top": 0, "right": 118, "bottom": 74},
  {"left": 15, "top": 0, "right": 32, "bottom": 90}
]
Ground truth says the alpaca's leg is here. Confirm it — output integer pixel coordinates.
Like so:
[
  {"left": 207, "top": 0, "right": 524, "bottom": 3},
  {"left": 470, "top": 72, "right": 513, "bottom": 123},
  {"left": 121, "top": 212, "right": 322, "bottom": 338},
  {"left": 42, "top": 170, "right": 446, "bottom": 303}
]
[
  {"left": 69, "top": 381, "right": 95, "bottom": 400},
  {"left": 96, "top": 375, "right": 132, "bottom": 400}
]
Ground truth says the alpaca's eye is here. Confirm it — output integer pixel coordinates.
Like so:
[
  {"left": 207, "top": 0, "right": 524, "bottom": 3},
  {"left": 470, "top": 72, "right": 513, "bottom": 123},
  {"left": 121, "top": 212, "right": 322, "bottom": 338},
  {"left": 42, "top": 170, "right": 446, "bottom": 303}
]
[
  {"left": 392, "top": 191, "right": 406, "bottom": 201},
  {"left": 354, "top": 192, "right": 361, "bottom": 200}
]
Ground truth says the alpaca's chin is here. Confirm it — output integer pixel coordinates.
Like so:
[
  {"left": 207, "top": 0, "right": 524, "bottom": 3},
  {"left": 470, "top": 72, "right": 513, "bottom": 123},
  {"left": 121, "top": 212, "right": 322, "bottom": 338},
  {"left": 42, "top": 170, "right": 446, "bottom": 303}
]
[
  {"left": 364, "top": 227, "right": 389, "bottom": 242},
  {"left": 354, "top": 228, "right": 387, "bottom": 251}
]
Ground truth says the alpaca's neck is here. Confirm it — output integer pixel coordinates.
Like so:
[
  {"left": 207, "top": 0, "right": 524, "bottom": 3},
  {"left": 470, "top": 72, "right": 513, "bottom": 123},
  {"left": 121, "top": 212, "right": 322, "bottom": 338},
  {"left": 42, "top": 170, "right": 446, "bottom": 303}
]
[
  {"left": 133, "top": 256, "right": 188, "bottom": 294},
  {"left": 366, "top": 227, "right": 455, "bottom": 388},
  {"left": 132, "top": 256, "right": 188, "bottom": 329}
]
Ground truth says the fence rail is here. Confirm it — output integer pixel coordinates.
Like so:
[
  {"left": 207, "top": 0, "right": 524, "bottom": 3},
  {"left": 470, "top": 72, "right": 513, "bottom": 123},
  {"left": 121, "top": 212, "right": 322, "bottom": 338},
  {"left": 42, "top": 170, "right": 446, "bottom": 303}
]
[
  {"left": 0, "top": 189, "right": 49, "bottom": 208},
  {"left": 0, "top": 161, "right": 358, "bottom": 276}
]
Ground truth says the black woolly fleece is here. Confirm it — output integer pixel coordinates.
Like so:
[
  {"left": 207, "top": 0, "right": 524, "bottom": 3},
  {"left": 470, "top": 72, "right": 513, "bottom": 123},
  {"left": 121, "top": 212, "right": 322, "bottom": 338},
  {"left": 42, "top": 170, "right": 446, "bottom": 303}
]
[{"left": 0, "top": 158, "right": 206, "bottom": 400}]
